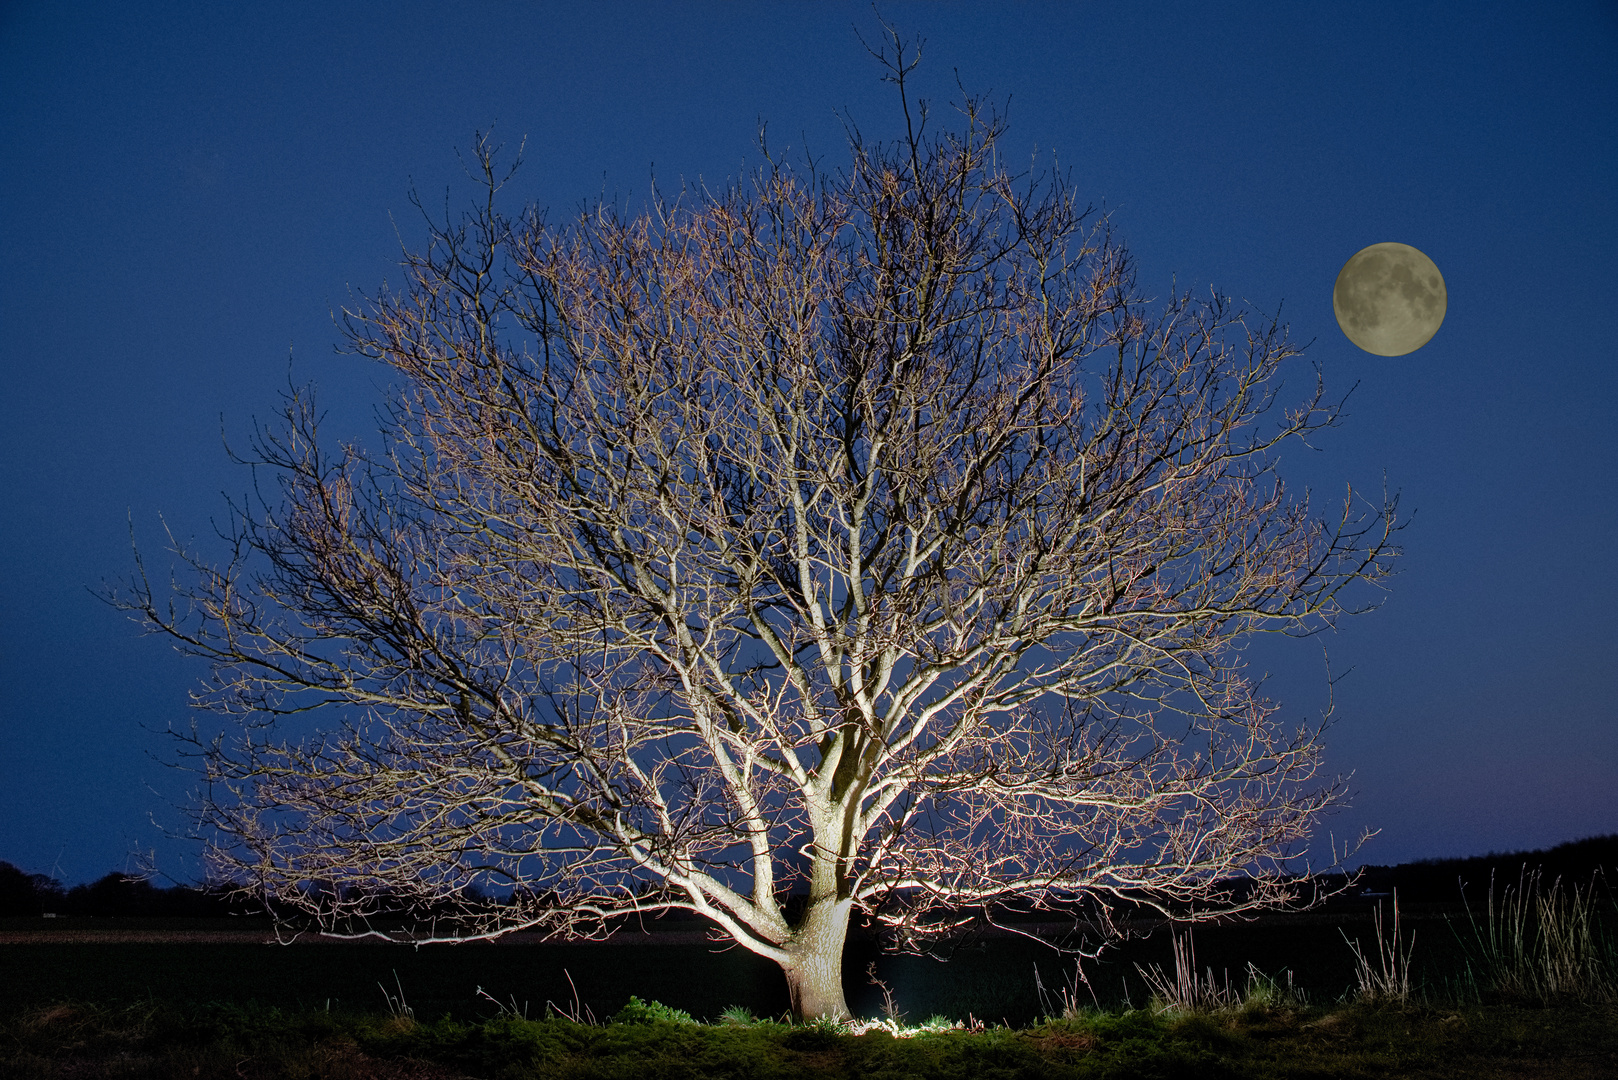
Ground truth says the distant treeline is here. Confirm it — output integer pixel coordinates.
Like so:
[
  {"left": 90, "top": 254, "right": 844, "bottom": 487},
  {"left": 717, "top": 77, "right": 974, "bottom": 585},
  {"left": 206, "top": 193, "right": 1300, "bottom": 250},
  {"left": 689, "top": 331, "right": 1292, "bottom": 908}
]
[
  {"left": 0, "top": 863, "right": 245, "bottom": 918},
  {"left": 4, "top": 833, "right": 1614, "bottom": 919},
  {"left": 0, "top": 864, "right": 516, "bottom": 920},
  {"left": 1349, "top": 832, "right": 1618, "bottom": 904}
]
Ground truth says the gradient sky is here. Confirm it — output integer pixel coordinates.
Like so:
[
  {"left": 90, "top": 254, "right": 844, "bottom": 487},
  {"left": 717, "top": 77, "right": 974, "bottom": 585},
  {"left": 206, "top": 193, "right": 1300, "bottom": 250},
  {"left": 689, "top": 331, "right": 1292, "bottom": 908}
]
[{"left": 2, "top": 2, "right": 1614, "bottom": 891}]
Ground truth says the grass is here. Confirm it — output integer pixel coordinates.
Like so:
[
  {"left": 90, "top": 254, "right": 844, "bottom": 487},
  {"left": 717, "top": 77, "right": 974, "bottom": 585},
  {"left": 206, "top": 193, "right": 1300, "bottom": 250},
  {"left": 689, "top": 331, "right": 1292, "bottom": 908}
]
[
  {"left": 1447, "top": 867, "right": 1618, "bottom": 1006},
  {"left": 3, "top": 872, "right": 1615, "bottom": 1078},
  {"left": 5, "top": 996, "right": 1616, "bottom": 1079}
]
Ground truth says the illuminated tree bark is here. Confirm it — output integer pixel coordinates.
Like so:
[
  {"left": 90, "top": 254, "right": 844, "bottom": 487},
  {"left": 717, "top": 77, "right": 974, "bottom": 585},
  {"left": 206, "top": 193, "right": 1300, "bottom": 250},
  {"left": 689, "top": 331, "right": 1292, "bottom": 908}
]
[{"left": 110, "top": 39, "right": 1398, "bottom": 1023}]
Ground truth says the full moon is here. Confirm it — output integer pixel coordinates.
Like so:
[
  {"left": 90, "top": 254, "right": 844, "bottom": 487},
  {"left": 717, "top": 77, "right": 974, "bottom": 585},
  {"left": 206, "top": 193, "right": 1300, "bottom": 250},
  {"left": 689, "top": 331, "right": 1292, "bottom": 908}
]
[{"left": 1333, "top": 242, "right": 1447, "bottom": 356}]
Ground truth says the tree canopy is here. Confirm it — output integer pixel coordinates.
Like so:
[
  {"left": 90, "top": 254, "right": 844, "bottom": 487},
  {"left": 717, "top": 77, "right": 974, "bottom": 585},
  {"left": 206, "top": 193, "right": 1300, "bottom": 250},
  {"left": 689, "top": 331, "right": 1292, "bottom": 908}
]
[{"left": 112, "top": 44, "right": 1401, "bottom": 1020}]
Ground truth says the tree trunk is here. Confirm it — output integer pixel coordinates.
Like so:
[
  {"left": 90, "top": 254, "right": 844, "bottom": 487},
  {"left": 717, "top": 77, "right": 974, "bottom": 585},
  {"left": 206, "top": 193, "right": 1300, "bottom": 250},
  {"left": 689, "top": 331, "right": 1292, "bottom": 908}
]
[{"left": 779, "top": 895, "right": 855, "bottom": 1022}]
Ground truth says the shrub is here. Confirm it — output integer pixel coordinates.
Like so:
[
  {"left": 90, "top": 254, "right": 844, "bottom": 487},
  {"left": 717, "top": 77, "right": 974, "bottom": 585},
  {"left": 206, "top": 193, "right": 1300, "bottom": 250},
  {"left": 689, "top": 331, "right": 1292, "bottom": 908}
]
[{"left": 607, "top": 996, "right": 696, "bottom": 1026}]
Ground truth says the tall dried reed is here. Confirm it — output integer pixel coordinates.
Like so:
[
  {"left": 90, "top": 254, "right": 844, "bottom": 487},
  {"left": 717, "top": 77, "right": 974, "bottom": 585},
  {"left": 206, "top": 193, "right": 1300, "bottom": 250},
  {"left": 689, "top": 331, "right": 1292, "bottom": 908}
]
[
  {"left": 1134, "top": 929, "right": 1244, "bottom": 1014},
  {"left": 1450, "top": 868, "right": 1618, "bottom": 1005},
  {"left": 1341, "top": 889, "right": 1416, "bottom": 1004}
]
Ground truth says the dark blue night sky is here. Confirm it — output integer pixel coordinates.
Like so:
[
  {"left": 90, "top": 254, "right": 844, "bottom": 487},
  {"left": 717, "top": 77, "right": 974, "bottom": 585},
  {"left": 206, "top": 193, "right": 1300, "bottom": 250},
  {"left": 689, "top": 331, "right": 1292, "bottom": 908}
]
[{"left": 2, "top": 2, "right": 1614, "bottom": 890}]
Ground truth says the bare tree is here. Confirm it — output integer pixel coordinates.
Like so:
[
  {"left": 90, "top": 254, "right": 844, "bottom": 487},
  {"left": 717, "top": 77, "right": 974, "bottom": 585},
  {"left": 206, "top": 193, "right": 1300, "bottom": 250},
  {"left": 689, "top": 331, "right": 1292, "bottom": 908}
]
[{"left": 112, "top": 45, "right": 1399, "bottom": 1021}]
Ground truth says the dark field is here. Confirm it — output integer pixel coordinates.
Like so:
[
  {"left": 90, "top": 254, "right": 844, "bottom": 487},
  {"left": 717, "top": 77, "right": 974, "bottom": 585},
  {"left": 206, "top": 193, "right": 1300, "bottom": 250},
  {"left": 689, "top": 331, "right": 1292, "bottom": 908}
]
[
  {"left": 5, "top": 898, "right": 1618, "bottom": 1079},
  {"left": 0, "top": 903, "right": 1509, "bottom": 1027}
]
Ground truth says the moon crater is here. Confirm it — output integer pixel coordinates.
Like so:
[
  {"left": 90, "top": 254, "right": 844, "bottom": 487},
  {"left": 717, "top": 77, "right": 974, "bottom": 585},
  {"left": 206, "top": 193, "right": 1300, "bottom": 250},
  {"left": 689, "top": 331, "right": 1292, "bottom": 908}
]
[{"left": 1333, "top": 242, "right": 1446, "bottom": 356}]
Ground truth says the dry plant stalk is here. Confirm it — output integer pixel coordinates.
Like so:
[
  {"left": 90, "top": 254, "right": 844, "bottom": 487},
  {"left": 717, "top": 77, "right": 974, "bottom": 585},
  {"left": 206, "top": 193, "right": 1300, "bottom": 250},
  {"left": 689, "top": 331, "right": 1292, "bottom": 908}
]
[
  {"left": 867, "top": 961, "right": 905, "bottom": 1025},
  {"left": 1456, "top": 868, "right": 1618, "bottom": 1005},
  {"left": 1134, "top": 928, "right": 1243, "bottom": 1014},
  {"left": 1533, "top": 873, "right": 1618, "bottom": 1002},
  {"left": 1341, "top": 889, "right": 1414, "bottom": 1003},
  {"left": 1034, "top": 959, "right": 1101, "bottom": 1021},
  {"left": 108, "top": 31, "right": 1399, "bottom": 1021}
]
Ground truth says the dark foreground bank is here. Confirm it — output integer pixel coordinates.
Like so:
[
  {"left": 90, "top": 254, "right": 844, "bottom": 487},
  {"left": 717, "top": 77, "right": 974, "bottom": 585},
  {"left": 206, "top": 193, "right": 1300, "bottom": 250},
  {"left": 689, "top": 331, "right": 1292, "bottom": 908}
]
[{"left": 3, "top": 995, "right": 1616, "bottom": 1080}]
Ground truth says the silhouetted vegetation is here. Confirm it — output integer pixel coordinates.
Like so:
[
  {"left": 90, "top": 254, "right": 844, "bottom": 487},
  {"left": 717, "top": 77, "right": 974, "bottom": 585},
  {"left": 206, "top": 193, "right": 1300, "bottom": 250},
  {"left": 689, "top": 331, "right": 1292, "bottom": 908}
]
[
  {"left": 0, "top": 864, "right": 246, "bottom": 918},
  {"left": 1353, "top": 833, "right": 1618, "bottom": 904},
  {"left": 4, "top": 833, "right": 1614, "bottom": 925},
  {"left": 0, "top": 863, "right": 63, "bottom": 917}
]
